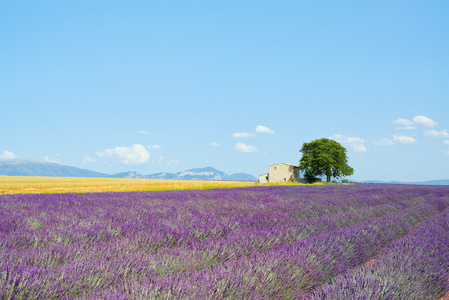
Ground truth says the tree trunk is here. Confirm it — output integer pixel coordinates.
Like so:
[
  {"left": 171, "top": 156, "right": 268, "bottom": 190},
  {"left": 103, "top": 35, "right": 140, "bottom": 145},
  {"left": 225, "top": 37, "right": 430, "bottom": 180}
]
[{"left": 327, "top": 175, "right": 331, "bottom": 182}]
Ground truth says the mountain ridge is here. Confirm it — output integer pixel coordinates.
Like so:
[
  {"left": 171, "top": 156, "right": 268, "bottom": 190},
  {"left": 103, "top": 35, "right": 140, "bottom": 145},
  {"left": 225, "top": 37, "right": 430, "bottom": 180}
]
[
  {"left": 0, "top": 159, "right": 258, "bottom": 181},
  {"left": 109, "top": 167, "right": 257, "bottom": 181},
  {"left": 0, "top": 159, "right": 108, "bottom": 178}
]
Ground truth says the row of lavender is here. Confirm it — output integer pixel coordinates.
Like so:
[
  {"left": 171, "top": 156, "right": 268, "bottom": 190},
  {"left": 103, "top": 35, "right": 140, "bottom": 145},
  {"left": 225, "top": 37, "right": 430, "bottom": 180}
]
[
  {"left": 94, "top": 189, "right": 447, "bottom": 299},
  {"left": 1, "top": 184, "right": 448, "bottom": 299},
  {"left": 312, "top": 206, "right": 449, "bottom": 299}
]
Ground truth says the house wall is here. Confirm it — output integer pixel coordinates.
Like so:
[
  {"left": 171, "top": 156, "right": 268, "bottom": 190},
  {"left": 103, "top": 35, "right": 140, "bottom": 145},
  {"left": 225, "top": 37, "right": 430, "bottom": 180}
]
[
  {"left": 259, "top": 173, "right": 269, "bottom": 184},
  {"left": 268, "top": 163, "right": 301, "bottom": 183}
]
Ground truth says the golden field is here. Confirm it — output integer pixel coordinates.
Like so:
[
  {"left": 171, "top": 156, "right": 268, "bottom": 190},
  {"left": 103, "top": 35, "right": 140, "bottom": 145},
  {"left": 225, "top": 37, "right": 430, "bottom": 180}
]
[{"left": 0, "top": 176, "right": 259, "bottom": 194}]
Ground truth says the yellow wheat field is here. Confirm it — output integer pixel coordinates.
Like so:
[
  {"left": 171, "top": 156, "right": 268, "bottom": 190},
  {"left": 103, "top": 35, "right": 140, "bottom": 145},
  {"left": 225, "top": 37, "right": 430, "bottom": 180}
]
[{"left": 0, "top": 176, "right": 259, "bottom": 194}]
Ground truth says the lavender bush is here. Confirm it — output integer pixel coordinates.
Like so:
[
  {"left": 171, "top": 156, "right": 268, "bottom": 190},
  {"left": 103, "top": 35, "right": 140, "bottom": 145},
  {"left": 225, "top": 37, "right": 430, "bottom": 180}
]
[{"left": 1, "top": 184, "right": 448, "bottom": 299}]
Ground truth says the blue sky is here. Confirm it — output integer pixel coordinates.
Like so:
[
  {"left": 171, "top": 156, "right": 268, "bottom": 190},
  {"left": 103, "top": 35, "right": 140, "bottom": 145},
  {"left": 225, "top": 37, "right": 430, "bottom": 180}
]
[{"left": 1, "top": 1, "right": 448, "bottom": 182}]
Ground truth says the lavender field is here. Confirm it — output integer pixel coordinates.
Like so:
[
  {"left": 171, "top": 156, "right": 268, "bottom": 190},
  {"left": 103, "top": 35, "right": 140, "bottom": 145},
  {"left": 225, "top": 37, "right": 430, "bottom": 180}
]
[{"left": 1, "top": 184, "right": 449, "bottom": 299}]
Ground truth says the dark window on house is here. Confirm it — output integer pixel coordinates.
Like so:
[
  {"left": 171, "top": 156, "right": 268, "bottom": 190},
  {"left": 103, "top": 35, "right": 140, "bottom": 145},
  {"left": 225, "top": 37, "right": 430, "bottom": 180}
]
[{"left": 284, "top": 178, "right": 286, "bottom": 181}]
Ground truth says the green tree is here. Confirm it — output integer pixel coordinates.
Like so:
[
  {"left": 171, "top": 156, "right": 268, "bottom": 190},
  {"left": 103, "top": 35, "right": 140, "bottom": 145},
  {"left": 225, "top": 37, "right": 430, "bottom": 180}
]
[{"left": 299, "top": 138, "right": 354, "bottom": 183}]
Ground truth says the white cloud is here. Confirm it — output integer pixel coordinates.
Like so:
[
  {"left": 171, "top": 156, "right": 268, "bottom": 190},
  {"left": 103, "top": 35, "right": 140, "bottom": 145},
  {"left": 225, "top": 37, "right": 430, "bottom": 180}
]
[
  {"left": 393, "top": 135, "right": 417, "bottom": 144},
  {"left": 234, "top": 143, "right": 258, "bottom": 153},
  {"left": 442, "top": 150, "right": 449, "bottom": 156},
  {"left": 232, "top": 132, "right": 255, "bottom": 138},
  {"left": 394, "top": 115, "right": 438, "bottom": 129},
  {"left": 373, "top": 138, "right": 394, "bottom": 146},
  {"left": 255, "top": 125, "right": 275, "bottom": 134},
  {"left": 352, "top": 145, "right": 367, "bottom": 153},
  {"left": 210, "top": 142, "right": 220, "bottom": 147},
  {"left": 0, "top": 150, "right": 15, "bottom": 159},
  {"left": 424, "top": 129, "right": 449, "bottom": 138},
  {"left": 97, "top": 144, "right": 150, "bottom": 165},
  {"left": 167, "top": 159, "right": 179, "bottom": 165},
  {"left": 443, "top": 140, "right": 449, "bottom": 145},
  {"left": 393, "top": 118, "right": 415, "bottom": 130},
  {"left": 83, "top": 154, "right": 95, "bottom": 164},
  {"left": 139, "top": 130, "right": 150, "bottom": 135},
  {"left": 330, "top": 134, "right": 367, "bottom": 153},
  {"left": 147, "top": 145, "right": 161, "bottom": 150},
  {"left": 413, "top": 116, "right": 437, "bottom": 127},
  {"left": 158, "top": 155, "right": 164, "bottom": 163}
]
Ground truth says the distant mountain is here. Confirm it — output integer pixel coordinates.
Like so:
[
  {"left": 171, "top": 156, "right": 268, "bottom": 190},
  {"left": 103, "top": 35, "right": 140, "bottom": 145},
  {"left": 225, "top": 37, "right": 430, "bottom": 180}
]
[
  {"left": 228, "top": 172, "right": 260, "bottom": 181},
  {"left": 0, "top": 160, "right": 258, "bottom": 181},
  {"left": 171, "top": 167, "right": 230, "bottom": 180},
  {"left": 146, "top": 167, "right": 258, "bottom": 181},
  {"left": 0, "top": 159, "right": 107, "bottom": 178},
  {"left": 106, "top": 171, "right": 146, "bottom": 179},
  {"left": 145, "top": 172, "right": 176, "bottom": 179},
  {"left": 361, "top": 179, "right": 449, "bottom": 186}
]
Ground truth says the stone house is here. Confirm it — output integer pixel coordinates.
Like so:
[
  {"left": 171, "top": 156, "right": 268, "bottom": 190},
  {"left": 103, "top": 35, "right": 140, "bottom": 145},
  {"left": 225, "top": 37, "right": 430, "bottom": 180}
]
[{"left": 259, "top": 162, "right": 306, "bottom": 183}]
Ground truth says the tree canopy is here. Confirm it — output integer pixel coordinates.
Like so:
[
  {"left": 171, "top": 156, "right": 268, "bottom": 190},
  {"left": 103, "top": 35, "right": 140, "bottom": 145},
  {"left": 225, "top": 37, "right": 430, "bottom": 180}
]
[{"left": 299, "top": 138, "right": 354, "bottom": 183}]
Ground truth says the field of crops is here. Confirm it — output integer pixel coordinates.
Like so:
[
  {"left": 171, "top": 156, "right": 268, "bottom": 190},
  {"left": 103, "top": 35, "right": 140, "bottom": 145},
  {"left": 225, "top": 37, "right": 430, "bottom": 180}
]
[
  {"left": 0, "top": 176, "right": 258, "bottom": 194},
  {"left": 1, "top": 184, "right": 449, "bottom": 299}
]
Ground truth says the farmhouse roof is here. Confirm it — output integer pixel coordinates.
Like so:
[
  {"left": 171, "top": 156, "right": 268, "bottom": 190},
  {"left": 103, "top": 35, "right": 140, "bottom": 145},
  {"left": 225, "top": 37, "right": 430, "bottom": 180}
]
[
  {"left": 268, "top": 162, "right": 299, "bottom": 168},
  {"left": 259, "top": 173, "right": 269, "bottom": 176}
]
